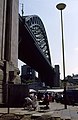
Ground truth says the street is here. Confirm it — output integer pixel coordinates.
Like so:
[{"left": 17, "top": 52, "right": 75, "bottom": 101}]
[{"left": 0, "top": 102, "right": 78, "bottom": 120}]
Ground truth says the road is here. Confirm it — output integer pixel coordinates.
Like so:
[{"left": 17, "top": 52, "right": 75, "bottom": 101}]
[{"left": 0, "top": 102, "right": 78, "bottom": 120}]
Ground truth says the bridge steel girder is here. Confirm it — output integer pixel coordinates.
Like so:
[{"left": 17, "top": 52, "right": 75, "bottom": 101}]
[
  {"left": 19, "top": 15, "right": 54, "bottom": 87},
  {"left": 23, "top": 15, "right": 51, "bottom": 64}
]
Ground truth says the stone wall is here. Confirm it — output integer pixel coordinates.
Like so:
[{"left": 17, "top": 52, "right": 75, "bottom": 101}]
[
  {"left": 0, "top": 0, "right": 19, "bottom": 104},
  {"left": 0, "top": 0, "right": 7, "bottom": 103}
]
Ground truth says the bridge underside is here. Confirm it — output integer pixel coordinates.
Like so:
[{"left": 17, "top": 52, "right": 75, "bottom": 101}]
[{"left": 19, "top": 17, "right": 54, "bottom": 86}]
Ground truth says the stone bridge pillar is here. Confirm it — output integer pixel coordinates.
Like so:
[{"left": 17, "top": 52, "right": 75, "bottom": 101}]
[{"left": 0, "top": 0, "right": 20, "bottom": 104}]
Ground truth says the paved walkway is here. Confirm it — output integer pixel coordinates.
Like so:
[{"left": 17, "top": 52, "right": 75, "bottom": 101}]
[{"left": 0, "top": 102, "right": 78, "bottom": 120}]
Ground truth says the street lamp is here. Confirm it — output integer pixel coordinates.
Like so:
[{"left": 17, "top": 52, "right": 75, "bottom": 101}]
[{"left": 56, "top": 3, "right": 67, "bottom": 109}]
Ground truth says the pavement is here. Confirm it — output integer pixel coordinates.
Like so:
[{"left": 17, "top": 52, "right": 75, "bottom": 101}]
[{"left": 0, "top": 102, "right": 78, "bottom": 120}]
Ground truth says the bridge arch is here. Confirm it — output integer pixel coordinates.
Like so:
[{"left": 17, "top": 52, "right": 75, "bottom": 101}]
[
  {"left": 19, "top": 15, "right": 54, "bottom": 87},
  {"left": 23, "top": 15, "right": 51, "bottom": 64}
]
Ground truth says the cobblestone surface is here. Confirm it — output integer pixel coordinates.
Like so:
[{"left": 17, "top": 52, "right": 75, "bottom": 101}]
[{"left": 0, "top": 102, "right": 78, "bottom": 120}]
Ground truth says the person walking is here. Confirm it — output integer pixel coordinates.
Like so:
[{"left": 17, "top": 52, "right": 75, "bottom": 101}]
[
  {"left": 44, "top": 92, "right": 49, "bottom": 109},
  {"left": 24, "top": 96, "right": 33, "bottom": 110},
  {"left": 32, "top": 93, "right": 37, "bottom": 110}
]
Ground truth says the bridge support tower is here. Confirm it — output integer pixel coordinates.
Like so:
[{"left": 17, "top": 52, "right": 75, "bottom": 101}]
[{"left": 0, "top": 0, "right": 20, "bottom": 104}]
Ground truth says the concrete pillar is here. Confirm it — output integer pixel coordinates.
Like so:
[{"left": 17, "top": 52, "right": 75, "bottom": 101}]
[
  {"left": 0, "top": 0, "right": 19, "bottom": 104},
  {"left": 0, "top": 0, "right": 6, "bottom": 60},
  {"left": 0, "top": 0, "right": 7, "bottom": 103},
  {"left": 5, "top": 0, "right": 19, "bottom": 67},
  {"left": 3, "top": 0, "right": 20, "bottom": 104},
  {"left": 4, "top": 0, "right": 19, "bottom": 83}
]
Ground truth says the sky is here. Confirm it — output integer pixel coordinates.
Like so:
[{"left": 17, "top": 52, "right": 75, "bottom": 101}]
[{"left": 18, "top": 0, "right": 78, "bottom": 79}]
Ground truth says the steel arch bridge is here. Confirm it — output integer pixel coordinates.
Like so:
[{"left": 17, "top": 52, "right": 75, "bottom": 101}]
[
  {"left": 19, "top": 15, "right": 54, "bottom": 86},
  {"left": 23, "top": 15, "right": 51, "bottom": 64}
]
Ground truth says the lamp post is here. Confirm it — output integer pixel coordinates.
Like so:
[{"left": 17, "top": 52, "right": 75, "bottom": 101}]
[{"left": 56, "top": 3, "right": 67, "bottom": 109}]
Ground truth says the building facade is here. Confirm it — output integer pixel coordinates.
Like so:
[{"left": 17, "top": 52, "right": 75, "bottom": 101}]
[
  {"left": 21, "top": 65, "right": 35, "bottom": 82},
  {"left": 21, "top": 65, "right": 43, "bottom": 90}
]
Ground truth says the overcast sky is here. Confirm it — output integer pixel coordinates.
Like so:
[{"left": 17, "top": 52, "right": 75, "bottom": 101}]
[{"left": 18, "top": 0, "right": 78, "bottom": 79}]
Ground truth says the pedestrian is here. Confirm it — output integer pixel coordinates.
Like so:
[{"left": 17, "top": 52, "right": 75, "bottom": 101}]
[
  {"left": 44, "top": 92, "right": 49, "bottom": 109},
  {"left": 32, "top": 93, "right": 37, "bottom": 110},
  {"left": 24, "top": 96, "right": 32, "bottom": 110}
]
